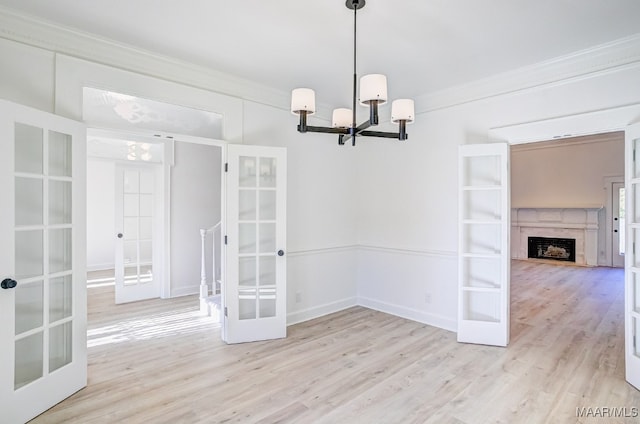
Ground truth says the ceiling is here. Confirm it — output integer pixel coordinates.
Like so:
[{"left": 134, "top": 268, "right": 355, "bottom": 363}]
[{"left": 1, "top": 0, "right": 639, "bottom": 107}]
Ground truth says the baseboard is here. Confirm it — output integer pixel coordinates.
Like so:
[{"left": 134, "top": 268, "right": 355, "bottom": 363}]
[
  {"left": 86, "top": 263, "right": 115, "bottom": 272},
  {"left": 357, "top": 296, "right": 456, "bottom": 333},
  {"left": 287, "top": 297, "right": 357, "bottom": 326},
  {"left": 170, "top": 285, "right": 199, "bottom": 298}
]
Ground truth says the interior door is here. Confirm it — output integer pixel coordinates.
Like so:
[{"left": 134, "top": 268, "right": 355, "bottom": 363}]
[
  {"left": 114, "top": 164, "right": 160, "bottom": 304},
  {"left": 223, "top": 144, "right": 287, "bottom": 344},
  {"left": 0, "top": 99, "right": 87, "bottom": 423},
  {"left": 457, "top": 143, "right": 510, "bottom": 346},
  {"left": 625, "top": 123, "right": 640, "bottom": 390},
  {"left": 612, "top": 182, "right": 625, "bottom": 268}
]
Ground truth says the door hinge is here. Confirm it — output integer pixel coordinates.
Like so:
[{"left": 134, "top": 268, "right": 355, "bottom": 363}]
[
  {"left": 224, "top": 162, "right": 228, "bottom": 172},
  {"left": 224, "top": 307, "right": 228, "bottom": 317},
  {"left": 224, "top": 235, "right": 228, "bottom": 245}
]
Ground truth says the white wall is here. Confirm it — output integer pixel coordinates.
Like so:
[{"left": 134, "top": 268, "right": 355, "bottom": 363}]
[
  {"left": 242, "top": 100, "right": 359, "bottom": 322},
  {"left": 355, "top": 62, "right": 640, "bottom": 331},
  {"left": 3, "top": 19, "right": 640, "bottom": 333},
  {"left": 510, "top": 134, "right": 624, "bottom": 208},
  {"left": 0, "top": 36, "right": 359, "bottom": 323},
  {"left": 169, "top": 141, "right": 222, "bottom": 297},
  {"left": 86, "top": 159, "right": 115, "bottom": 270},
  {"left": 0, "top": 38, "right": 54, "bottom": 112}
]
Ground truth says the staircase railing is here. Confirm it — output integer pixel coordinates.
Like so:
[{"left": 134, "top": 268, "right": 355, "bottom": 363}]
[{"left": 200, "top": 221, "right": 221, "bottom": 314}]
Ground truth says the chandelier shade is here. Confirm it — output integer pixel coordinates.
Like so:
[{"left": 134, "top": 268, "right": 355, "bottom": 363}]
[
  {"left": 359, "top": 74, "right": 388, "bottom": 105},
  {"left": 391, "top": 99, "right": 415, "bottom": 123},
  {"left": 290, "top": 88, "right": 316, "bottom": 115},
  {"left": 291, "top": 0, "right": 414, "bottom": 146},
  {"left": 332, "top": 108, "right": 352, "bottom": 128}
]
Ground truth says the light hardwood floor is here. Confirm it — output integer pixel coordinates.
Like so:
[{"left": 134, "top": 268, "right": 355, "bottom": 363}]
[{"left": 31, "top": 261, "right": 639, "bottom": 423}]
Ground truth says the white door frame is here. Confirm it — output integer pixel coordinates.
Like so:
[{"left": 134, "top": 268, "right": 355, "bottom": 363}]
[
  {"left": 165, "top": 133, "right": 227, "bottom": 300},
  {"left": 87, "top": 127, "right": 227, "bottom": 300},
  {"left": 603, "top": 176, "right": 625, "bottom": 266},
  {"left": 488, "top": 102, "right": 640, "bottom": 384}
]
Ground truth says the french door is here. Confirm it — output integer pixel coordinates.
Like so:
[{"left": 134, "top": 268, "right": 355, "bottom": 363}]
[
  {"left": 625, "top": 123, "right": 640, "bottom": 390},
  {"left": 457, "top": 143, "right": 510, "bottom": 346},
  {"left": 223, "top": 145, "right": 287, "bottom": 344},
  {"left": 612, "top": 181, "right": 625, "bottom": 268},
  {"left": 114, "top": 164, "right": 161, "bottom": 304},
  {"left": 0, "top": 100, "right": 87, "bottom": 423}
]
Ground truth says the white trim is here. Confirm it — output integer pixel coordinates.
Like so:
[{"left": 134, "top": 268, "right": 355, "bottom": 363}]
[
  {"left": 604, "top": 176, "right": 625, "bottom": 267},
  {"left": 170, "top": 286, "right": 200, "bottom": 298},
  {"left": 0, "top": 7, "right": 290, "bottom": 111},
  {"left": 1, "top": 7, "right": 640, "bottom": 116},
  {"left": 287, "top": 245, "right": 458, "bottom": 259},
  {"left": 86, "top": 263, "right": 114, "bottom": 272},
  {"left": 287, "top": 245, "right": 358, "bottom": 257},
  {"left": 358, "top": 244, "right": 457, "bottom": 259},
  {"left": 287, "top": 297, "right": 357, "bottom": 326},
  {"left": 358, "top": 296, "right": 456, "bottom": 333},
  {"left": 417, "top": 34, "right": 640, "bottom": 114},
  {"left": 489, "top": 103, "right": 640, "bottom": 144}
]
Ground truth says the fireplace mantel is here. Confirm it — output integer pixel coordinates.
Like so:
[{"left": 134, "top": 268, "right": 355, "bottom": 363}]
[{"left": 511, "top": 207, "right": 602, "bottom": 266}]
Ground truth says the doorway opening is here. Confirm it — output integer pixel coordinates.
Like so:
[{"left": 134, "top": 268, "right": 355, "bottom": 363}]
[
  {"left": 84, "top": 88, "right": 225, "bottom": 314},
  {"left": 509, "top": 131, "right": 625, "bottom": 339}
]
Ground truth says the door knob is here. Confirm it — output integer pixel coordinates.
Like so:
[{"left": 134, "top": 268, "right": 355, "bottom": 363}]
[
  {"left": 117, "top": 233, "right": 123, "bottom": 239},
  {"left": 1, "top": 278, "right": 17, "bottom": 289},
  {"left": 277, "top": 250, "right": 285, "bottom": 257}
]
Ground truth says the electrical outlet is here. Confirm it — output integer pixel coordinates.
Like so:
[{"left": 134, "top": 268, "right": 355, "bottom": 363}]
[
  {"left": 295, "top": 292, "right": 302, "bottom": 303},
  {"left": 425, "top": 293, "right": 432, "bottom": 304}
]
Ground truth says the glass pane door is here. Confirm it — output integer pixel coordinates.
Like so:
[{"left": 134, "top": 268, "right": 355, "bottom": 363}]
[
  {"left": 114, "top": 165, "right": 159, "bottom": 304},
  {"left": 0, "top": 99, "right": 86, "bottom": 424},
  {"left": 14, "top": 124, "right": 74, "bottom": 389},
  {"left": 238, "top": 156, "right": 278, "bottom": 320},
  {"left": 223, "top": 144, "right": 286, "bottom": 344},
  {"left": 625, "top": 124, "right": 640, "bottom": 390}
]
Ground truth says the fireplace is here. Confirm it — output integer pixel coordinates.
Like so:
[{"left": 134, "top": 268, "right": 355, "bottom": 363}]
[
  {"left": 528, "top": 236, "right": 576, "bottom": 262},
  {"left": 512, "top": 207, "right": 601, "bottom": 266}
]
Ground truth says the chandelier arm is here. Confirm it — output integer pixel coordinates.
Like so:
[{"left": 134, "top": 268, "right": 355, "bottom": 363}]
[
  {"left": 359, "top": 130, "right": 406, "bottom": 139},
  {"left": 297, "top": 125, "right": 350, "bottom": 135}
]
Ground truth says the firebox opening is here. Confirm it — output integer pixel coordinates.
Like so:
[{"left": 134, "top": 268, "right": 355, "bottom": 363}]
[{"left": 528, "top": 236, "right": 576, "bottom": 262}]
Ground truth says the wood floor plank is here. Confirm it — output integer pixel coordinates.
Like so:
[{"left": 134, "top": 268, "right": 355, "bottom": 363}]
[{"left": 30, "top": 261, "right": 640, "bottom": 423}]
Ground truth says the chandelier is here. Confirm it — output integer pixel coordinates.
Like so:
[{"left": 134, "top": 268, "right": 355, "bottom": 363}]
[{"left": 290, "top": 0, "right": 415, "bottom": 146}]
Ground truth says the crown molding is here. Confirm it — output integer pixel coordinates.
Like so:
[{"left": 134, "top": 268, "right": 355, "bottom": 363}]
[
  {"left": 416, "top": 34, "right": 640, "bottom": 114},
  {"left": 2, "top": 7, "right": 639, "bottom": 117},
  {"left": 0, "top": 6, "right": 293, "bottom": 111}
]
